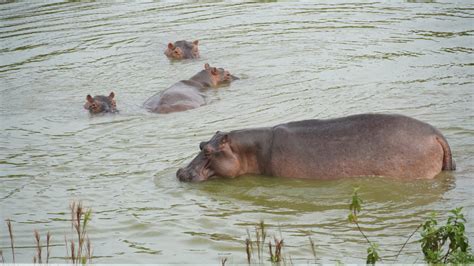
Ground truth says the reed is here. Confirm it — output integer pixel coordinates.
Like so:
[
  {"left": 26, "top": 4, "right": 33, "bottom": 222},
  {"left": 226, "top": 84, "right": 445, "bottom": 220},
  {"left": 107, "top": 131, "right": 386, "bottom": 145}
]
[
  {"left": 254, "top": 220, "right": 266, "bottom": 261},
  {"left": 46, "top": 231, "right": 51, "bottom": 264},
  {"left": 34, "top": 230, "right": 42, "bottom": 264},
  {"left": 309, "top": 236, "right": 317, "bottom": 261},
  {"left": 245, "top": 237, "right": 251, "bottom": 264},
  {"left": 70, "top": 240, "right": 76, "bottom": 264},
  {"left": 67, "top": 201, "right": 93, "bottom": 264},
  {"left": 268, "top": 237, "right": 284, "bottom": 263},
  {"left": 6, "top": 219, "right": 15, "bottom": 263},
  {"left": 245, "top": 221, "right": 288, "bottom": 264},
  {"left": 221, "top": 257, "right": 228, "bottom": 266}
]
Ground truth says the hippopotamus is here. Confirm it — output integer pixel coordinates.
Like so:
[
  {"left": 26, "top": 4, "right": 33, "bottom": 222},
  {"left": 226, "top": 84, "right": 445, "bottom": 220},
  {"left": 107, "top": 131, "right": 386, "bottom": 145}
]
[
  {"left": 144, "top": 63, "right": 238, "bottom": 114},
  {"left": 164, "top": 40, "right": 199, "bottom": 60},
  {"left": 176, "top": 113, "right": 455, "bottom": 182},
  {"left": 84, "top": 92, "right": 117, "bottom": 114}
]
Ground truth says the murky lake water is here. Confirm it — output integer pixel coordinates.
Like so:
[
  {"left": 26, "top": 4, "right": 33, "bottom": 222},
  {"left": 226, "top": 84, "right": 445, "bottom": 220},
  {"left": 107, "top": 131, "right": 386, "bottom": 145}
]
[{"left": 1, "top": 1, "right": 473, "bottom": 264}]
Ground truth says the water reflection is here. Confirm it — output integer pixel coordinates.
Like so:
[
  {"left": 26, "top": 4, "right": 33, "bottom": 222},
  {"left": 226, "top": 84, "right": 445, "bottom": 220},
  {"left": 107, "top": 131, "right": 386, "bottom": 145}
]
[{"left": 197, "top": 173, "right": 455, "bottom": 214}]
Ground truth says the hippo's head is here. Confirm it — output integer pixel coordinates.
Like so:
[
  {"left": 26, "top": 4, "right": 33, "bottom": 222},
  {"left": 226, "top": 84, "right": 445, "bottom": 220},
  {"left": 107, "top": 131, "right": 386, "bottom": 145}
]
[
  {"left": 164, "top": 40, "right": 199, "bottom": 60},
  {"left": 84, "top": 92, "right": 117, "bottom": 114},
  {"left": 200, "top": 63, "right": 239, "bottom": 87},
  {"left": 177, "top": 131, "right": 241, "bottom": 182}
]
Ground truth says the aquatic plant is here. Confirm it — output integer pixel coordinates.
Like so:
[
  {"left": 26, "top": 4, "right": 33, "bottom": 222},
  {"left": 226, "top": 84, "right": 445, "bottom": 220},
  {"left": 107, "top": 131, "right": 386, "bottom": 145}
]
[
  {"left": 347, "top": 187, "right": 473, "bottom": 264},
  {"left": 2, "top": 201, "right": 92, "bottom": 264},
  {"left": 244, "top": 220, "right": 286, "bottom": 264},
  {"left": 221, "top": 257, "right": 228, "bottom": 265},
  {"left": 6, "top": 219, "right": 15, "bottom": 263},
  {"left": 33, "top": 230, "right": 51, "bottom": 264},
  {"left": 348, "top": 187, "right": 381, "bottom": 264},
  {"left": 245, "top": 232, "right": 252, "bottom": 263},
  {"left": 33, "top": 230, "right": 42, "bottom": 263},
  {"left": 420, "top": 207, "right": 474, "bottom": 263},
  {"left": 66, "top": 201, "right": 93, "bottom": 264},
  {"left": 268, "top": 237, "right": 284, "bottom": 263},
  {"left": 309, "top": 236, "right": 317, "bottom": 262}
]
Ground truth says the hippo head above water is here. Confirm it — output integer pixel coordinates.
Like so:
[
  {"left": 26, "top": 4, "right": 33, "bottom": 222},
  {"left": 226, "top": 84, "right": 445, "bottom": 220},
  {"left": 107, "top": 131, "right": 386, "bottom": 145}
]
[
  {"left": 84, "top": 92, "right": 117, "bottom": 114},
  {"left": 164, "top": 40, "right": 199, "bottom": 60},
  {"left": 177, "top": 131, "right": 238, "bottom": 182},
  {"left": 190, "top": 63, "right": 239, "bottom": 88}
]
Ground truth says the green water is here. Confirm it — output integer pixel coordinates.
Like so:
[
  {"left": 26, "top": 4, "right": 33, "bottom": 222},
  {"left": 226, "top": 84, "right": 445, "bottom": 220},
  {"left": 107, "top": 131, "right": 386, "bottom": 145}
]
[{"left": 1, "top": 1, "right": 473, "bottom": 263}]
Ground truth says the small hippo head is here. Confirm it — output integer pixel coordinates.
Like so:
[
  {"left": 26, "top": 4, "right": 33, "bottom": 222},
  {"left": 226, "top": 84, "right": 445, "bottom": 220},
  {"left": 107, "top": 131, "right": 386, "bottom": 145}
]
[
  {"left": 177, "top": 131, "right": 241, "bottom": 182},
  {"left": 164, "top": 40, "right": 199, "bottom": 60},
  {"left": 190, "top": 63, "right": 238, "bottom": 88},
  {"left": 83, "top": 92, "right": 117, "bottom": 114}
]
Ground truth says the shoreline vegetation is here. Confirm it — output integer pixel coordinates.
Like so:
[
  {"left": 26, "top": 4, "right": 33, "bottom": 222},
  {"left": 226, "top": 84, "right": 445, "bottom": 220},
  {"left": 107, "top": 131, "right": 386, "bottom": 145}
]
[
  {"left": 2, "top": 201, "right": 93, "bottom": 265},
  {"left": 2, "top": 190, "right": 473, "bottom": 264}
]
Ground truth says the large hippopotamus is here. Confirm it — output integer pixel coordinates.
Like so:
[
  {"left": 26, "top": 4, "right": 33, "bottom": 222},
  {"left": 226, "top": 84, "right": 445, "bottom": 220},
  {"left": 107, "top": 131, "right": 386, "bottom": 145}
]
[
  {"left": 177, "top": 114, "right": 455, "bottom": 182},
  {"left": 144, "top": 63, "right": 238, "bottom": 114},
  {"left": 164, "top": 40, "right": 200, "bottom": 60},
  {"left": 84, "top": 92, "right": 117, "bottom": 114}
]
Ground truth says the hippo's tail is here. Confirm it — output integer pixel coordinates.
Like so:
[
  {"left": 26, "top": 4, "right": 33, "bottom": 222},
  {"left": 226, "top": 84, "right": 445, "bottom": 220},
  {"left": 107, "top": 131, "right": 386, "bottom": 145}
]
[{"left": 436, "top": 136, "right": 456, "bottom": 171}]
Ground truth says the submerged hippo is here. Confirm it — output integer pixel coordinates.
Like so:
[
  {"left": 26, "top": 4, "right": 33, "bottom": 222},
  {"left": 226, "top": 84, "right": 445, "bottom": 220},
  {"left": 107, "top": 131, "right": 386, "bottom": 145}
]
[
  {"left": 164, "top": 40, "right": 200, "bottom": 60},
  {"left": 144, "top": 63, "right": 238, "bottom": 114},
  {"left": 177, "top": 113, "right": 455, "bottom": 182},
  {"left": 84, "top": 92, "right": 117, "bottom": 114}
]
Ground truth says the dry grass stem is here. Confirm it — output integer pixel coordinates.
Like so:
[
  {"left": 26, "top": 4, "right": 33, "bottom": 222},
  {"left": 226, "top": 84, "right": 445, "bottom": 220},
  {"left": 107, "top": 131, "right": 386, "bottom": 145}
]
[
  {"left": 34, "top": 230, "right": 42, "bottom": 263},
  {"left": 46, "top": 231, "right": 52, "bottom": 264},
  {"left": 6, "top": 219, "right": 15, "bottom": 263}
]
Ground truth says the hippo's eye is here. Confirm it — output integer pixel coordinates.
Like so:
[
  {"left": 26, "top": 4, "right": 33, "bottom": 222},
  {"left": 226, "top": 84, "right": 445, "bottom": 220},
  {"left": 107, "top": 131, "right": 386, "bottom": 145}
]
[{"left": 203, "top": 147, "right": 213, "bottom": 157}]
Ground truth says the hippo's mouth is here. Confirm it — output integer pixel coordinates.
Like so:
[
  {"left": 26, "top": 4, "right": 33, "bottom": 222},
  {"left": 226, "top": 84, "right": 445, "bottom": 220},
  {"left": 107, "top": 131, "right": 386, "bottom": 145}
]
[{"left": 177, "top": 158, "right": 215, "bottom": 182}]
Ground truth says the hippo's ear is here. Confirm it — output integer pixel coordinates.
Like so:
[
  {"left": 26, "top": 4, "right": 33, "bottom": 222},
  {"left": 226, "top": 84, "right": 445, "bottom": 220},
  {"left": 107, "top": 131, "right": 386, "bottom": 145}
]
[
  {"left": 86, "top": 95, "right": 94, "bottom": 103},
  {"left": 193, "top": 40, "right": 199, "bottom": 46},
  {"left": 108, "top": 91, "right": 115, "bottom": 99},
  {"left": 211, "top": 67, "right": 218, "bottom": 76},
  {"left": 204, "top": 63, "right": 210, "bottom": 70},
  {"left": 168, "top": 42, "right": 174, "bottom": 49}
]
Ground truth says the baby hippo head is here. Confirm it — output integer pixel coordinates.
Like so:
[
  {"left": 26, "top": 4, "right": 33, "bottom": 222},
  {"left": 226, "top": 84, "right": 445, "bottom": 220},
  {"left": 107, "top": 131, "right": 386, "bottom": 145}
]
[
  {"left": 164, "top": 40, "right": 199, "bottom": 60},
  {"left": 177, "top": 131, "right": 242, "bottom": 182},
  {"left": 203, "top": 63, "right": 239, "bottom": 87},
  {"left": 84, "top": 92, "right": 117, "bottom": 114}
]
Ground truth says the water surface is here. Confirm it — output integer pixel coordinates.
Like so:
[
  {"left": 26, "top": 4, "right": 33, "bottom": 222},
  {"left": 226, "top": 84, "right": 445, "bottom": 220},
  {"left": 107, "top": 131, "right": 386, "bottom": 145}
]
[{"left": 1, "top": 1, "right": 473, "bottom": 263}]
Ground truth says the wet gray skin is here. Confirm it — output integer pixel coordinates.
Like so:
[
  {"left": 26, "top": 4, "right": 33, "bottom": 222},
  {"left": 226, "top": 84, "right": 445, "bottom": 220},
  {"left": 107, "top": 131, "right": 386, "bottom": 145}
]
[
  {"left": 177, "top": 113, "right": 455, "bottom": 182},
  {"left": 143, "top": 63, "right": 238, "bottom": 114},
  {"left": 83, "top": 92, "right": 118, "bottom": 114},
  {"left": 164, "top": 40, "right": 200, "bottom": 60}
]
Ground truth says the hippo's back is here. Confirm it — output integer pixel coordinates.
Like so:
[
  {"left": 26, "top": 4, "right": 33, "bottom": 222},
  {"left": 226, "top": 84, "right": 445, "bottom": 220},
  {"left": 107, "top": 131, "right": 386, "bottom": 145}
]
[
  {"left": 144, "top": 82, "right": 206, "bottom": 113},
  {"left": 269, "top": 113, "right": 452, "bottom": 179}
]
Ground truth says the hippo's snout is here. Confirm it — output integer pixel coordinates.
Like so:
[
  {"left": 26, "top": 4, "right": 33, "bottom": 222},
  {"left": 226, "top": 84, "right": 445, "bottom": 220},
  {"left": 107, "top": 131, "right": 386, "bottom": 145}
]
[
  {"left": 176, "top": 168, "right": 190, "bottom": 182},
  {"left": 177, "top": 167, "right": 202, "bottom": 182}
]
